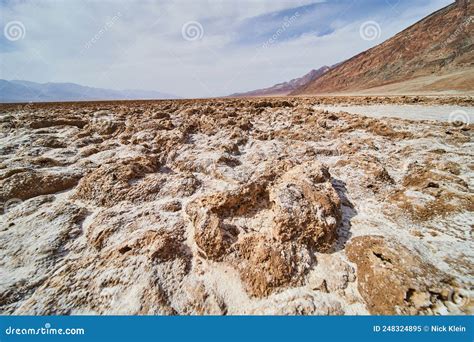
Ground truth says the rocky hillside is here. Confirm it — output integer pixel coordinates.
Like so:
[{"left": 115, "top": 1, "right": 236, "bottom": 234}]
[
  {"left": 0, "top": 97, "right": 472, "bottom": 315},
  {"left": 292, "top": 0, "right": 473, "bottom": 95},
  {"left": 231, "top": 66, "right": 330, "bottom": 97}
]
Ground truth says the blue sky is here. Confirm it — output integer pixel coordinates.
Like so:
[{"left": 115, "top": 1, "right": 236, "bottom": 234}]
[{"left": 0, "top": 0, "right": 453, "bottom": 98}]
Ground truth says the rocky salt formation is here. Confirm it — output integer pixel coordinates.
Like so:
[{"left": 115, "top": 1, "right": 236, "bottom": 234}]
[
  {"left": 0, "top": 96, "right": 472, "bottom": 315},
  {"left": 186, "top": 160, "right": 341, "bottom": 297}
]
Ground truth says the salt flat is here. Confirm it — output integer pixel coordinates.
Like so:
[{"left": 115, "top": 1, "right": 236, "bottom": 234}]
[{"left": 313, "top": 104, "right": 474, "bottom": 123}]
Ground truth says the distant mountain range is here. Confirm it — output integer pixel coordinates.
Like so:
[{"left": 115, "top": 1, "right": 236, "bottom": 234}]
[
  {"left": 292, "top": 0, "right": 473, "bottom": 95},
  {"left": 230, "top": 66, "right": 331, "bottom": 97},
  {"left": 234, "top": 0, "right": 473, "bottom": 97},
  {"left": 0, "top": 80, "right": 179, "bottom": 103}
]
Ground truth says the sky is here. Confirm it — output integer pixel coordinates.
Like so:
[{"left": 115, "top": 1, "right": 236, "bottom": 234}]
[{"left": 0, "top": 0, "right": 454, "bottom": 98}]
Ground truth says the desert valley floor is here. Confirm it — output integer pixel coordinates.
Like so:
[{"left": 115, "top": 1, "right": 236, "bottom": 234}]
[{"left": 0, "top": 96, "right": 472, "bottom": 315}]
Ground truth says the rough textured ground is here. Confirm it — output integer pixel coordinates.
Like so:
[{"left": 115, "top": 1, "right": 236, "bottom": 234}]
[{"left": 0, "top": 96, "right": 472, "bottom": 315}]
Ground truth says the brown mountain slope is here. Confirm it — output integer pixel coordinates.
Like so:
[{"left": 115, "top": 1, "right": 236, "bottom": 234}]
[
  {"left": 292, "top": 0, "right": 473, "bottom": 95},
  {"left": 230, "top": 66, "right": 330, "bottom": 97}
]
